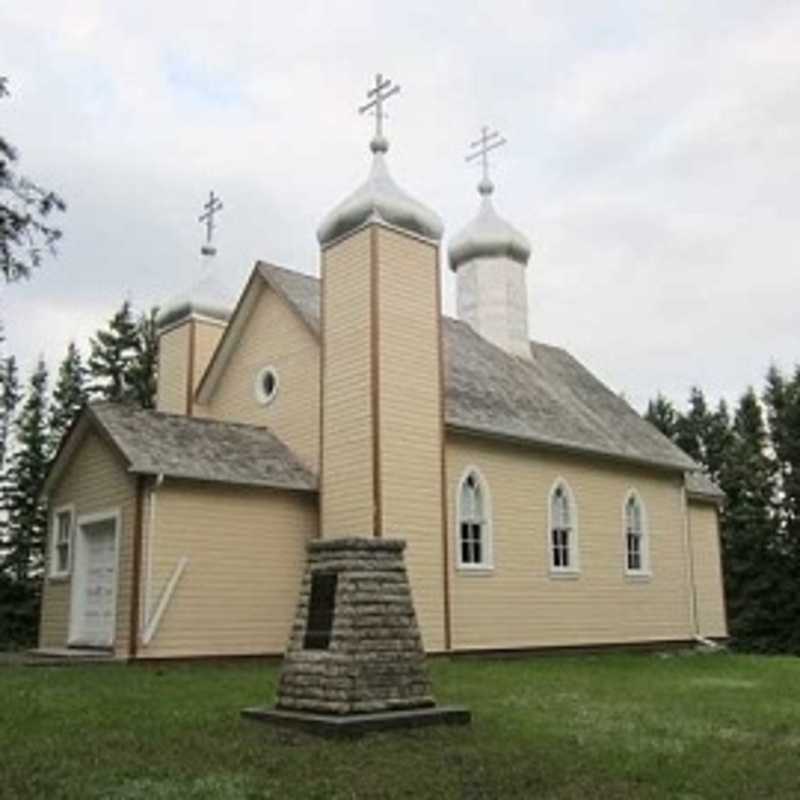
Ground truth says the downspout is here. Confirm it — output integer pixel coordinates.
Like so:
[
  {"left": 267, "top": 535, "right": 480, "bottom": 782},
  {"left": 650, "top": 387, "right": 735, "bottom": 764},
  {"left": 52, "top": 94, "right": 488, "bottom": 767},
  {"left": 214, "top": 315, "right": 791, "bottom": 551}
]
[
  {"left": 681, "top": 483, "right": 702, "bottom": 642},
  {"left": 143, "top": 473, "right": 165, "bottom": 625},
  {"left": 128, "top": 475, "right": 146, "bottom": 660}
]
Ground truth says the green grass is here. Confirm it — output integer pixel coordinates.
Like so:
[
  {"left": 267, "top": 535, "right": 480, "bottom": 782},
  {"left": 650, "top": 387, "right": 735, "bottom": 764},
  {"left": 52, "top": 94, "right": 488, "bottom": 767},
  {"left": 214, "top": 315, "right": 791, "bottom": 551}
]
[{"left": 1, "top": 652, "right": 799, "bottom": 799}]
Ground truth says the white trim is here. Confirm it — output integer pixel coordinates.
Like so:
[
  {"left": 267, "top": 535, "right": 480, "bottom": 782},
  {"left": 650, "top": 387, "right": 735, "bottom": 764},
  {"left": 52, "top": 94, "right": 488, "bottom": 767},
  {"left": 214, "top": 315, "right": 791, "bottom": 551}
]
[
  {"left": 68, "top": 508, "right": 121, "bottom": 649},
  {"left": 142, "top": 556, "right": 189, "bottom": 646},
  {"left": 254, "top": 365, "right": 279, "bottom": 406},
  {"left": 49, "top": 503, "right": 75, "bottom": 579},
  {"left": 455, "top": 465, "right": 494, "bottom": 572},
  {"left": 622, "top": 489, "right": 651, "bottom": 578},
  {"left": 547, "top": 478, "right": 581, "bottom": 576}
]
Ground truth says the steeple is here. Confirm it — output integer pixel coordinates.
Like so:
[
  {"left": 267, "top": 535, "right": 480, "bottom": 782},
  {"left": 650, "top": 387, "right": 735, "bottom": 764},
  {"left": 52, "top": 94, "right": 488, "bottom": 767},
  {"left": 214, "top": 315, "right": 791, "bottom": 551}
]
[
  {"left": 448, "top": 128, "right": 532, "bottom": 359},
  {"left": 317, "top": 74, "right": 443, "bottom": 246},
  {"left": 155, "top": 191, "right": 234, "bottom": 416},
  {"left": 317, "top": 74, "right": 449, "bottom": 650}
]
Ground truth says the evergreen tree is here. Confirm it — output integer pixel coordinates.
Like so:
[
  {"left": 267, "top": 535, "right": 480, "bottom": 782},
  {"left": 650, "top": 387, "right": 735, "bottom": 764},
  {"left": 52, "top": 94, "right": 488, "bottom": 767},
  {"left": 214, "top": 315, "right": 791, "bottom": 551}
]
[
  {"left": 128, "top": 307, "right": 159, "bottom": 409},
  {"left": 703, "top": 400, "right": 733, "bottom": 484},
  {"left": 674, "top": 386, "right": 710, "bottom": 463},
  {"left": 645, "top": 393, "right": 678, "bottom": 440},
  {"left": 763, "top": 365, "right": 800, "bottom": 651},
  {"left": 49, "top": 341, "right": 88, "bottom": 451},
  {"left": 2, "top": 359, "right": 49, "bottom": 583},
  {"left": 719, "top": 388, "right": 782, "bottom": 652},
  {"left": 0, "top": 355, "right": 20, "bottom": 470},
  {"left": 88, "top": 301, "right": 138, "bottom": 402}
]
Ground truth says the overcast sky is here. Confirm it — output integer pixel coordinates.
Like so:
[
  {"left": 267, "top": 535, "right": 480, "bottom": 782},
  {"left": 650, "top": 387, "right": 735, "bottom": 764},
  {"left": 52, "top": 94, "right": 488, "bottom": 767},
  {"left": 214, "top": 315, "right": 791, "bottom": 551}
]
[{"left": 3, "top": 0, "right": 798, "bottom": 413}]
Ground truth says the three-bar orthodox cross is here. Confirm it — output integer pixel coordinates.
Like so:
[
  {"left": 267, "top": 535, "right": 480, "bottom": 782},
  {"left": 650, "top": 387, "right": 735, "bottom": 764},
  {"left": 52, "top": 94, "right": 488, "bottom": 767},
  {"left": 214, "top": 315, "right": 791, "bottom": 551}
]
[
  {"left": 199, "top": 190, "right": 223, "bottom": 256},
  {"left": 359, "top": 73, "right": 400, "bottom": 152},
  {"left": 466, "top": 126, "right": 507, "bottom": 194}
]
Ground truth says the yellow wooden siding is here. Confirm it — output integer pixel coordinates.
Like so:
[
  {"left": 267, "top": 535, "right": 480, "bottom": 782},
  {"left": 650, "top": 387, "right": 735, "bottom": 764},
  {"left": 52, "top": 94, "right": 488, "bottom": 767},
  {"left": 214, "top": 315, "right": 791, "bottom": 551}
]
[
  {"left": 201, "top": 284, "right": 320, "bottom": 472},
  {"left": 140, "top": 482, "right": 317, "bottom": 658},
  {"left": 376, "top": 227, "right": 446, "bottom": 652},
  {"left": 688, "top": 502, "right": 728, "bottom": 638},
  {"left": 39, "top": 430, "right": 136, "bottom": 655},
  {"left": 446, "top": 435, "right": 696, "bottom": 649},
  {"left": 320, "top": 229, "right": 374, "bottom": 535},
  {"left": 156, "top": 325, "right": 190, "bottom": 414},
  {"left": 193, "top": 320, "right": 225, "bottom": 394}
]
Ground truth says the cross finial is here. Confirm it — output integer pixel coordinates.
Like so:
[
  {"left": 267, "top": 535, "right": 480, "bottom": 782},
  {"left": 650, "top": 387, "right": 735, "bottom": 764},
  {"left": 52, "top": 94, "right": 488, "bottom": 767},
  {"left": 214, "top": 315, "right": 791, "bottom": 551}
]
[
  {"left": 358, "top": 73, "right": 400, "bottom": 154},
  {"left": 466, "top": 126, "right": 507, "bottom": 197},
  {"left": 198, "top": 190, "right": 223, "bottom": 256}
]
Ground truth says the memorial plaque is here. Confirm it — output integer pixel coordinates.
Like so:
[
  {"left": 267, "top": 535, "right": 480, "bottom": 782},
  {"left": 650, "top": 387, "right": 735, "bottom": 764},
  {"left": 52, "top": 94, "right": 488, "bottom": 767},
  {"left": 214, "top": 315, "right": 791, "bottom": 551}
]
[{"left": 303, "top": 572, "right": 337, "bottom": 650}]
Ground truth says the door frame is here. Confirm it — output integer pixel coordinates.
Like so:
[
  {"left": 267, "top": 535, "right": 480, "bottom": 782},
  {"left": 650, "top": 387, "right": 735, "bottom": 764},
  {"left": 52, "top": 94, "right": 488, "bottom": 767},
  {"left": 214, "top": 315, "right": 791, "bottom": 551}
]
[{"left": 68, "top": 508, "right": 121, "bottom": 649}]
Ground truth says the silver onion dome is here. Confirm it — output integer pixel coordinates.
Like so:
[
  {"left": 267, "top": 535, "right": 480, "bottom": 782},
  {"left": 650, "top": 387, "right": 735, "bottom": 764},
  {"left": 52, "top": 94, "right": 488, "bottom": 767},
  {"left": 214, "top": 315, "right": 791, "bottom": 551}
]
[
  {"left": 317, "top": 151, "right": 444, "bottom": 246},
  {"left": 156, "top": 271, "right": 235, "bottom": 331},
  {"left": 448, "top": 180, "right": 531, "bottom": 272}
]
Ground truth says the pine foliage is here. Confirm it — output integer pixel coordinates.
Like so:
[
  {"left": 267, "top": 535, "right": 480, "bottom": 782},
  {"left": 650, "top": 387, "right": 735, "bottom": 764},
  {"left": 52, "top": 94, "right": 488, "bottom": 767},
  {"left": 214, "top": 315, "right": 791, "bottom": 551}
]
[
  {"left": 49, "top": 341, "right": 88, "bottom": 453},
  {"left": 88, "top": 301, "right": 139, "bottom": 402}
]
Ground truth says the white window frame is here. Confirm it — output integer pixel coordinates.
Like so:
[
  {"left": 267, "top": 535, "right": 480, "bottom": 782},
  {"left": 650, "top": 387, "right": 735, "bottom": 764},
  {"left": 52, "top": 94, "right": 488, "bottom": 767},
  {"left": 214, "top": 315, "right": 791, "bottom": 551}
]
[
  {"left": 455, "top": 466, "right": 494, "bottom": 572},
  {"left": 547, "top": 479, "right": 580, "bottom": 577},
  {"left": 623, "top": 490, "right": 651, "bottom": 578},
  {"left": 49, "top": 504, "right": 75, "bottom": 579},
  {"left": 68, "top": 507, "right": 122, "bottom": 648},
  {"left": 254, "top": 365, "right": 279, "bottom": 406}
]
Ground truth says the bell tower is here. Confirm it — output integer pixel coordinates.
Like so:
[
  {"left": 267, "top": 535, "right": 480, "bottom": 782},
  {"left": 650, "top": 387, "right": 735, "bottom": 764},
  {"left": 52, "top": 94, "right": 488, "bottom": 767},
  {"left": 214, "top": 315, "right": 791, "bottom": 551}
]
[
  {"left": 316, "top": 75, "right": 448, "bottom": 651},
  {"left": 155, "top": 191, "right": 234, "bottom": 416},
  {"left": 449, "top": 127, "right": 532, "bottom": 359}
]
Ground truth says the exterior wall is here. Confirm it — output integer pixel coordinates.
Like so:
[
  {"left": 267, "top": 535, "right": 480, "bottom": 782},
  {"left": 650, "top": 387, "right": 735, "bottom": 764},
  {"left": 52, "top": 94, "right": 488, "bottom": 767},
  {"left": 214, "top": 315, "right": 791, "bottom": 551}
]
[
  {"left": 688, "top": 501, "right": 728, "bottom": 638},
  {"left": 201, "top": 284, "right": 320, "bottom": 472},
  {"left": 157, "top": 319, "right": 227, "bottom": 418},
  {"left": 39, "top": 430, "right": 137, "bottom": 656},
  {"left": 156, "top": 324, "right": 190, "bottom": 414},
  {"left": 140, "top": 481, "right": 317, "bottom": 658},
  {"left": 320, "top": 228, "right": 374, "bottom": 534},
  {"left": 376, "top": 227, "right": 446, "bottom": 652},
  {"left": 446, "top": 434, "right": 696, "bottom": 650},
  {"left": 457, "top": 256, "right": 530, "bottom": 359}
]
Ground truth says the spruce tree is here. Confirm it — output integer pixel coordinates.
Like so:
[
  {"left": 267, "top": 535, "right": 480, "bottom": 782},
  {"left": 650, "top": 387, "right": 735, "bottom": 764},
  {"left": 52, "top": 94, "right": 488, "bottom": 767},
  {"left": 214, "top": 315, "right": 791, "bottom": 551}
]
[
  {"left": 645, "top": 393, "right": 678, "bottom": 440},
  {"left": 0, "top": 355, "right": 20, "bottom": 470},
  {"left": 763, "top": 365, "right": 800, "bottom": 651},
  {"left": 719, "top": 388, "right": 781, "bottom": 652},
  {"left": 2, "top": 359, "right": 49, "bottom": 583},
  {"left": 49, "top": 341, "right": 88, "bottom": 452},
  {"left": 128, "top": 307, "right": 159, "bottom": 409},
  {"left": 674, "top": 386, "right": 710, "bottom": 463},
  {"left": 88, "top": 301, "right": 138, "bottom": 402}
]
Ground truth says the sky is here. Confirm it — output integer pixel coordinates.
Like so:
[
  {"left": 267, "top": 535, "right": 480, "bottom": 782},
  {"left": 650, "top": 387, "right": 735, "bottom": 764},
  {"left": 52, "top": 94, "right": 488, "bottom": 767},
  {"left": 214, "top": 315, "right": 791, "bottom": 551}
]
[{"left": 2, "top": 0, "right": 798, "bottom": 414}]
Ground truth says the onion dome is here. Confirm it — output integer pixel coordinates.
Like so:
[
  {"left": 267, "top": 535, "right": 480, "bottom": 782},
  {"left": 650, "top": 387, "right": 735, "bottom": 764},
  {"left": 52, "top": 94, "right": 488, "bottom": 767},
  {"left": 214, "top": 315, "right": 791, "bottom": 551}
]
[
  {"left": 317, "top": 139, "right": 443, "bottom": 246},
  {"left": 155, "top": 270, "right": 235, "bottom": 331},
  {"left": 448, "top": 177, "right": 531, "bottom": 271}
]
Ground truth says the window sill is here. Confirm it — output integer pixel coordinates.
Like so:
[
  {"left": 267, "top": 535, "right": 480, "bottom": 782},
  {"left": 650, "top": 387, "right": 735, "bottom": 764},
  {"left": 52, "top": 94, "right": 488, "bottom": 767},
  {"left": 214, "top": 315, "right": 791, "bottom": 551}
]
[
  {"left": 624, "top": 571, "right": 652, "bottom": 583},
  {"left": 48, "top": 573, "right": 71, "bottom": 583},
  {"left": 456, "top": 565, "right": 494, "bottom": 576},
  {"left": 548, "top": 569, "right": 581, "bottom": 580}
]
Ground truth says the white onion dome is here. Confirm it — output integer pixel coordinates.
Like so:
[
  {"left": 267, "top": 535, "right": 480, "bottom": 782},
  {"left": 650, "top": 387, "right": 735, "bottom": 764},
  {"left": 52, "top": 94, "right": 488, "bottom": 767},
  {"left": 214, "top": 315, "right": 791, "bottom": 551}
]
[
  {"left": 156, "top": 271, "right": 235, "bottom": 331},
  {"left": 448, "top": 178, "right": 531, "bottom": 272},
  {"left": 317, "top": 142, "right": 443, "bottom": 246}
]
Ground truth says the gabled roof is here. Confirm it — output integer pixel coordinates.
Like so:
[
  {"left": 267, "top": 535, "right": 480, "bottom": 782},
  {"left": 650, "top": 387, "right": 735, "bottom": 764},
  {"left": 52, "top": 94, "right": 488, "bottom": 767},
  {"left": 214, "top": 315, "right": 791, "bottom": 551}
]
[
  {"left": 44, "top": 403, "right": 317, "bottom": 494},
  {"left": 195, "top": 261, "right": 697, "bottom": 473}
]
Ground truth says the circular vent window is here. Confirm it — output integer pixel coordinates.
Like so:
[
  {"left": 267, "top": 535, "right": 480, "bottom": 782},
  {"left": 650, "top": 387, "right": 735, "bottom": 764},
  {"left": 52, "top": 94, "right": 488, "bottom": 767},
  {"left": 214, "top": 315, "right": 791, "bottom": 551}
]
[{"left": 255, "top": 366, "right": 279, "bottom": 406}]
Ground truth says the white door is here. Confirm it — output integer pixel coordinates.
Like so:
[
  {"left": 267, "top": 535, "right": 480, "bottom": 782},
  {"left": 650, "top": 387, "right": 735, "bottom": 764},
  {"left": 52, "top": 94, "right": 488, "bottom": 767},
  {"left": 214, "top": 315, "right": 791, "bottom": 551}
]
[{"left": 72, "top": 518, "right": 117, "bottom": 648}]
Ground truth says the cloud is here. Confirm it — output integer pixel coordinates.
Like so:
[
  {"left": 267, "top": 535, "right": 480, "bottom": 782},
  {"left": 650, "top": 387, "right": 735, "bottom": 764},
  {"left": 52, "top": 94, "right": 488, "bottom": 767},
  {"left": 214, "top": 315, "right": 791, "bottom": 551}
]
[{"left": 2, "top": 0, "right": 799, "bottom": 415}]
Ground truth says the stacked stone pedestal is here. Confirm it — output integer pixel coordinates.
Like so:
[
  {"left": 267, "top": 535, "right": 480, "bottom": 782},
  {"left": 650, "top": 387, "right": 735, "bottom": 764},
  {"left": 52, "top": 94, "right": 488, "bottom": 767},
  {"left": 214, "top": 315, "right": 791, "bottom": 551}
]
[
  {"left": 277, "top": 538, "right": 433, "bottom": 715},
  {"left": 243, "top": 537, "right": 469, "bottom": 735}
]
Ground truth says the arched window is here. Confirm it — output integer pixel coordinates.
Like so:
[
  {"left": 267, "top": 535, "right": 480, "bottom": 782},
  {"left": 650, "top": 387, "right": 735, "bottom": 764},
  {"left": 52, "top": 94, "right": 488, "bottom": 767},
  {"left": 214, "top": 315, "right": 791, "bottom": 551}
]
[
  {"left": 624, "top": 492, "right": 648, "bottom": 573},
  {"left": 457, "top": 470, "right": 492, "bottom": 568},
  {"left": 549, "top": 481, "right": 579, "bottom": 572}
]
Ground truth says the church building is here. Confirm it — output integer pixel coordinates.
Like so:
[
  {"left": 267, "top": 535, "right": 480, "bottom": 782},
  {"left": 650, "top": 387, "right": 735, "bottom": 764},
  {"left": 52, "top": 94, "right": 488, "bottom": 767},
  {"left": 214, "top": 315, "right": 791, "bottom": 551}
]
[{"left": 37, "top": 78, "right": 727, "bottom": 660}]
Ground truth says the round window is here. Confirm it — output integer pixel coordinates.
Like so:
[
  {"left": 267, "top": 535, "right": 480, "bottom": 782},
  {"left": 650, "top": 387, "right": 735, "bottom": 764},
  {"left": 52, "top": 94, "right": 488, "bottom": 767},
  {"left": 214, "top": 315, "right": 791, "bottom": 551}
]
[{"left": 255, "top": 366, "right": 279, "bottom": 406}]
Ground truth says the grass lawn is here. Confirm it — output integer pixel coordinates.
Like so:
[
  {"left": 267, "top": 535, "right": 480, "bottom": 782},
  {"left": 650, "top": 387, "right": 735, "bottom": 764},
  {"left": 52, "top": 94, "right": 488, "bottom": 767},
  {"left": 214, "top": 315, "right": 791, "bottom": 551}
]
[{"left": 1, "top": 651, "right": 799, "bottom": 799}]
